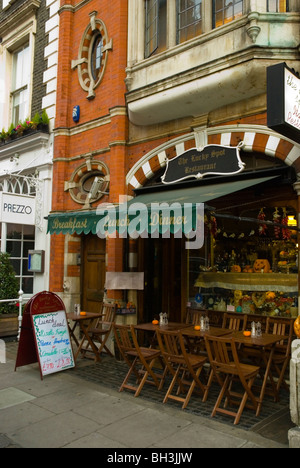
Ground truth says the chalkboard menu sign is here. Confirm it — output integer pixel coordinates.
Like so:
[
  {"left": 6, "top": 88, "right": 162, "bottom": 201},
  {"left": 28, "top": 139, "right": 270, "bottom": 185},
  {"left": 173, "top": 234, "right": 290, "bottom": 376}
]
[
  {"left": 15, "top": 291, "right": 75, "bottom": 380},
  {"left": 32, "top": 311, "right": 74, "bottom": 376},
  {"left": 161, "top": 144, "right": 245, "bottom": 185}
]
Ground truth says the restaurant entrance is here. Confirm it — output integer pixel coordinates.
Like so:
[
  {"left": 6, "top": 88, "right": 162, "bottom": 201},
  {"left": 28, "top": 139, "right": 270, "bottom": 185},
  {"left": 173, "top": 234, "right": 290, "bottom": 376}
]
[
  {"left": 140, "top": 236, "right": 186, "bottom": 323},
  {"left": 81, "top": 235, "right": 106, "bottom": 313}
]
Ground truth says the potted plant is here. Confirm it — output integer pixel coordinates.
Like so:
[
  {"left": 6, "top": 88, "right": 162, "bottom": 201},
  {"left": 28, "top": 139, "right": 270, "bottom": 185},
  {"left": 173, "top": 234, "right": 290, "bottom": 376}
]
[{"left": 0, "top": 253, "right": 20, "bottom": 337}]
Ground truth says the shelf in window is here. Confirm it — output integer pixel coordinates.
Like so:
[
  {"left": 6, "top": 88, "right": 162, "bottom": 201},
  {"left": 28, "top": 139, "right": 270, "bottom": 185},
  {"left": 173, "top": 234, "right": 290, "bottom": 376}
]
[{"left": 194, "top": 272, "right": 298, "bottom": 292}]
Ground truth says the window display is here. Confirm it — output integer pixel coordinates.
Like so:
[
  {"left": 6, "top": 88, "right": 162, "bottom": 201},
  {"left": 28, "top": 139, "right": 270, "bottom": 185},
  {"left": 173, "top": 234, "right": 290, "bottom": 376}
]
[{"left": 189, "top": 204, "right": 298, "bottom": 318}]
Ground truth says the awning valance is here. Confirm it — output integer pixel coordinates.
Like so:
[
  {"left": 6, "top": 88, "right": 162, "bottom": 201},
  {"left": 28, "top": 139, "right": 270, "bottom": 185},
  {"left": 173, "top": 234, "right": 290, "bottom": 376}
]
[
  {"left": 47, "top": 175, "right": 276, "bottom": 236},
  {"left": 47, "top": 211, "right": 101, "bottom": 235}
]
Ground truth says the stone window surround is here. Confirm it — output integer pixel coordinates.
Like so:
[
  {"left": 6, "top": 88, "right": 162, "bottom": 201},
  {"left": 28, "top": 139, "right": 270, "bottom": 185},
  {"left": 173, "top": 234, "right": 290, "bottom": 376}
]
[
  {"left": 0, "top": 0, "right": 39, "bottom": 130},
  {"left": 127, "top": 0, "right": 298, "bottom": 67}
]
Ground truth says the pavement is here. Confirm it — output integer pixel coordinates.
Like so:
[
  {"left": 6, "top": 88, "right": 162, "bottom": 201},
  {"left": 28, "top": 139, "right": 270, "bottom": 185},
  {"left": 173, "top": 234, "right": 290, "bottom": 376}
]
[{"left": 0, "top": 339, "right": 295, "bottom": 449}]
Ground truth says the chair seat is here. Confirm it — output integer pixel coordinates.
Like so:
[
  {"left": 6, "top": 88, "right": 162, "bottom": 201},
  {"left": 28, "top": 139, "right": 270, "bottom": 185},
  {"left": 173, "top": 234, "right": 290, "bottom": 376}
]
[
  {"left": 126, "top": 348, "right": 161, "bottom": 360},
  {"left": 89, "top": 327, "right": 110, "bottom": 335},
  {"left": 186, "top": 354, "right": 207, "bottom": 368},
  {"left": 216, "top": 361, "right": 260, "bottom": 379},
  {"left": 114, "top": 324, "right": 164, "bottom": 397}
]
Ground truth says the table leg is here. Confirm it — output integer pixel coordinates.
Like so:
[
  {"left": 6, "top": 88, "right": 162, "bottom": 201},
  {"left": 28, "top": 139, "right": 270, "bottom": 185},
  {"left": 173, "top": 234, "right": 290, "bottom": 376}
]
[
  {"left": 68, "top": 321, "right": 80, "bottom": 348},
  {"left": 77, "top": 321, "right": 101, "bottom": 362},
  {"left": 256, "top": 345, "right": 278, "bottom": 416}
]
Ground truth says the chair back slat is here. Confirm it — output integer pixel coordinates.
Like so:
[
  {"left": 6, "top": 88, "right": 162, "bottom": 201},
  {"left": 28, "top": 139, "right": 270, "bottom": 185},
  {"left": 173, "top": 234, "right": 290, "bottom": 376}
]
[
  {"left": 113, "top": 324, "right": 134, "bottom": 356},
  {"left": 266, "top": 317, "right": 293, "bottom": 353},
  {"left": 185, "top": 309, "right": 205, "bottom": 326},
  {"left": 156, "top": 329, "right": 181, "bottom": 361},
  {"left": 222, "top": 312, "right": 247, "bottom": 331}
]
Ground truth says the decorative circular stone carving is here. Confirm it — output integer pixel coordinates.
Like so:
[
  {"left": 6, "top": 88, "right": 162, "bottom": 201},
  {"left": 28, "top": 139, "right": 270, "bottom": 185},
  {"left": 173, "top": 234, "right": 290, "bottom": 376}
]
[
  {"left": 66, "top": 158, "right": 110, "bottom": 207},
  {"left": 71, "top": 11, "right": 113, "bottom": 100}
]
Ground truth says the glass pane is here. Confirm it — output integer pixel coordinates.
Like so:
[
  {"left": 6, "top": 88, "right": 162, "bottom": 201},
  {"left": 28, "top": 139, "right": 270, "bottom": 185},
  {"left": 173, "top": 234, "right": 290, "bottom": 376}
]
[
  {"left": 10, "top": 259, "right": 21, "bottom": 275},
  {"left": 23, "top": 241, "right": 35, "bottom": 256},
  {"left": 12, "top": 44, "right": 30, "bottom": 91},
  {"left": 7, "top": 225, "right": 22, "bottom": 239},
  {"left": 145, "top": 0, "right": 167, "bottom": 57},
  {"left": 6, "top": 240, "right": 22, "bottom": 257},
  {"left": 23, "top": 225, "right": 35, "bottom": 239},
  {"left": 91, "top": 33, "right": 103, "bottom": 80},
  {"left": 12, "top": 88, "right": 28, "bottom": 125},
  {"left": 178, "top": 0, "right": 202, "bottom": 43},
  {"left": 213, "top": 0, "right": 243, "bottom": 28},
  {"left": 23, "top": 259, "right": 34, "bottom": 276},
  {"left": 22, "top": 277, "right": 33, "bottom": 294}
]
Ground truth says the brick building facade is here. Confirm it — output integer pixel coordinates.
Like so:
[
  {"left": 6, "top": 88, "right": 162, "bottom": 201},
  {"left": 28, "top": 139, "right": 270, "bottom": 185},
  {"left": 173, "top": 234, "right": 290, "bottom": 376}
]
[{"left": 49, "top": 1, "right": 300, "bottom": 324}]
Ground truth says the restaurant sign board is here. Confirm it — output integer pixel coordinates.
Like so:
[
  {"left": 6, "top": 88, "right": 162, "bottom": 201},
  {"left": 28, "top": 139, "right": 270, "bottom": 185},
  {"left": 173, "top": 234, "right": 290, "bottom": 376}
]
[
  {"left": 0, "top": 192, "right": 36, "bottom": 225},
  {"left": 267, "top": 63, "right": 300, "bottom": 142},
  {"left": 161, "top": 144, "right": 245, "bottom": 185}
]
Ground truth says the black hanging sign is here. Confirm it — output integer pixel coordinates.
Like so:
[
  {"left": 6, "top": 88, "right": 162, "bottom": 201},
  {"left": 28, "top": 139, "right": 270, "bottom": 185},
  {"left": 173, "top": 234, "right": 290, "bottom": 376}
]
[
  {"left": 161, "top": 144, "right": 245, "bottom": 185},
  {"left": 267, "top": 62, "right": 300, "bottom": 142}
]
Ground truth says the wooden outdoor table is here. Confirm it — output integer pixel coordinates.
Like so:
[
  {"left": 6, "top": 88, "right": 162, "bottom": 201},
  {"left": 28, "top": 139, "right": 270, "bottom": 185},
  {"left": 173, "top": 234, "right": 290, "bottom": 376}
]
[
  {"left": 229, "top": 330, "right": 286, "bottom": 416},
  {"left": 134, "top": 322, "right": 191, "bottom": 348},
  {"left": 181, "top": 326, "right": 233, "bottom": 338},
  {"left": 135, "top": 322, "right": 191, "bottom": 332},
  {"left": 67, "top": 312, "right": 104, "bottom": 362}
]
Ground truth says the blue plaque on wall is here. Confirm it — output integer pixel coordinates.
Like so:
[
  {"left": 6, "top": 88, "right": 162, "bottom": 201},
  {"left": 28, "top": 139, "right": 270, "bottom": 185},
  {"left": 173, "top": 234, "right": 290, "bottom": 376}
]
[{"left": 72, "top": 105, "right": 80, "bottom": 123}]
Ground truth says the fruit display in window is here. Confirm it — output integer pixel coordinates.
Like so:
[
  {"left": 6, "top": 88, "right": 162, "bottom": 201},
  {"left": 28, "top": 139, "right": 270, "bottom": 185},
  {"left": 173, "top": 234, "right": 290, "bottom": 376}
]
[
  {"left": 253, "top": 259, "right": 271, "bottom": 273},
  {"left": 294, "top": 316, "right": 300, "bottom": 338},
  {"left": 231, "top": 265, "right": 241, "bottom": 272}
]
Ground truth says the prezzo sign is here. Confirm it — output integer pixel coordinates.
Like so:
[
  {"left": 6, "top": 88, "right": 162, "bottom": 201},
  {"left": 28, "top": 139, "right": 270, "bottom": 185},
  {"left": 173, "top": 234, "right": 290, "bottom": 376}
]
[{"left": 0, "top": 192, "right": 36, "bottom": 225}]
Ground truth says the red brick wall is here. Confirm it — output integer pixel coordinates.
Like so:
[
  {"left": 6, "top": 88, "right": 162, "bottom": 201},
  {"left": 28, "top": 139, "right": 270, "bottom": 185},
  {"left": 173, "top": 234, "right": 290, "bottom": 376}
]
[{"left": 50, "top": 0, "right": 128, "bottom": 292}]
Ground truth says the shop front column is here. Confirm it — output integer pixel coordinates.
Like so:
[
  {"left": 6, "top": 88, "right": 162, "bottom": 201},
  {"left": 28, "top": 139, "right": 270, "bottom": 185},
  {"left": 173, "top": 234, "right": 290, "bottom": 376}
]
[
  {"left": 289, "top": 339, "right": 300, "bottom": 447},
  {"left": 293, "top": 181, "right": 300, "bottom": 315}
]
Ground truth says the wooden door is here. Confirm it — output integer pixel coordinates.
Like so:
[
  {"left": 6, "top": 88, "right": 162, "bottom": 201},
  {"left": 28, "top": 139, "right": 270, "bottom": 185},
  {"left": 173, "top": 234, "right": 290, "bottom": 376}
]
[
  {"left": 81, "top": 235, "right": 106, "bottom": 313},
  {"left": 141, "top": 237, "right": 184, "bottom": 323}
]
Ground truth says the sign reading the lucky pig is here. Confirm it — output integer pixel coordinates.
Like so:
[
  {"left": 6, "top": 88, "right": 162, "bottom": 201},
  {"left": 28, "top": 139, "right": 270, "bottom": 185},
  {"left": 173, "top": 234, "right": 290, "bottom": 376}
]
[{"left": 161, "top": 144, "right": 245, "bottom": 185}]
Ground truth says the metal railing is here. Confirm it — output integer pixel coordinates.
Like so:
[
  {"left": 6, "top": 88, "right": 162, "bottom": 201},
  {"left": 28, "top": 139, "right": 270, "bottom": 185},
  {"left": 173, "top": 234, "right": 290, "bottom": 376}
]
[{"left": 0, "top": 290, "right": 24, "bottom": 340}]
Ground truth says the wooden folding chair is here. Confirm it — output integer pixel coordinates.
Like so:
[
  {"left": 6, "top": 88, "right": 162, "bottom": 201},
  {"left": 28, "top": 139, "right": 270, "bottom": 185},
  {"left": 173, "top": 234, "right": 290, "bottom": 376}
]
[
  {"left": 204, "top": 334, "right": 260, "bottom": 425},
  {"left": 83, "top": 303, "right": 117, "bottom": 360},
  {"left": 222, "top": 312, "right": 247, "bottom": 331},
  {"left": 156, "top": 328, "right": 207, "bottom": 409},
  {"left": 113, "top": 324, "right": 163, "bottom": 397},
  {"left": 185, "top": 309, "right": 205, "bottom": 326},
  {"left": 185, "top": 309, "right": 207, "bottom": 354},
  {"left": 266, "top": 317, "right": 293, "bottom": 394}
]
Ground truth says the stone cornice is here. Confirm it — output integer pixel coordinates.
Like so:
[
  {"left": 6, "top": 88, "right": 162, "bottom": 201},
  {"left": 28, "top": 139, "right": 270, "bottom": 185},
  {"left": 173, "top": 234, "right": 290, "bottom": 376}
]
[{"left": 0, "top": 0, "right": 40, "bottom": 37}]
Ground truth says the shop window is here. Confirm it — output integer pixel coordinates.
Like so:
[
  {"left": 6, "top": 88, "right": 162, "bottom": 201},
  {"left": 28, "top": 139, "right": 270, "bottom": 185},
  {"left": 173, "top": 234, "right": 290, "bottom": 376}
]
[
  {"left": 177, "top": 0, "right": 202, "bottom": 44},
  {"left": 213, "top": 0, "right": 243, "bottom": 28},
  {"left": 188, "top": 183, "right": 298, "bottom": 319},
  {"left": 145, "top": 0, "right": 167, "bottom": 57},
  {"left": 6, "top": 224, "right": 34, "bottom": 294},
  {"left": 267, "top": 0, "right": 288, "bottom": 11},
  {"left": 11, "top": 43, "right": 30, "bottom": 125}
]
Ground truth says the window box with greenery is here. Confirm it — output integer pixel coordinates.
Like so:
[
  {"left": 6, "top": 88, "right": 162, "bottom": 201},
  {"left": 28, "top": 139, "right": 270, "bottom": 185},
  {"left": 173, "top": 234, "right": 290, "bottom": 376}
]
[
  {"left": 0, "top": 253, "right": 20, "bottom": 337},
  {"left": 0, "top": 110, "right": 50, "bottom": 146}
]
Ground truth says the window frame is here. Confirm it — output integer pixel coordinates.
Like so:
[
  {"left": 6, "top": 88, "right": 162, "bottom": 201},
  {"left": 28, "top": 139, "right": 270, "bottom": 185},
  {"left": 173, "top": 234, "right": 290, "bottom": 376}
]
[
  {"left": 177, "top": 0, "right": 203, "bottom": 45},
  {"left": 145, "top": 0, "right": 167, "bottom": 58},
  {"left": 212, "top": 0, "right": 244, "bottom": 29},
  {"left": 267, "top": 0, "right": 289, "bottom": 12},
  {"left": 10, "top": 43, "right": 30, "bottom": 125}
]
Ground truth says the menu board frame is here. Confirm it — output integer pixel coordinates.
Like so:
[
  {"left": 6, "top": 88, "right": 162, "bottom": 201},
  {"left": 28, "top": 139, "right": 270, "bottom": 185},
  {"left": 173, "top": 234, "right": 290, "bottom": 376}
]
[{"left": 15, "top": 291, "right": 75, "bottom": 380}]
